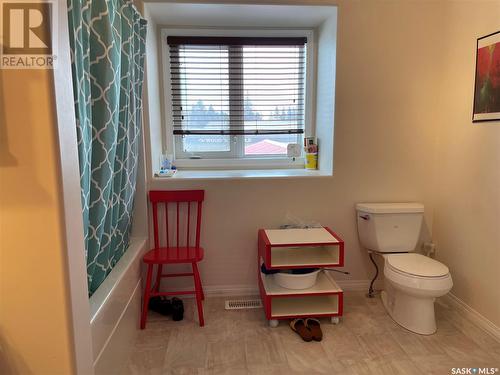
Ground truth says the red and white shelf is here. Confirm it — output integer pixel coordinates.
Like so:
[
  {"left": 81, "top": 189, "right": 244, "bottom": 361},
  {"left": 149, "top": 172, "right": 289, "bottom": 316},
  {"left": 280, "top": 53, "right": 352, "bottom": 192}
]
[{"left": 258, "top": 227, "right": 345, "bottom": 327}]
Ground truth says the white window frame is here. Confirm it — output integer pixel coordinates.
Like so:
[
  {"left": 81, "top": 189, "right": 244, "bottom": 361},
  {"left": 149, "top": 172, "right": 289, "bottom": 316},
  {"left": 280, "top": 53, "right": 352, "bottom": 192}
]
[{"left": 161, "top": 28, "right": 315, "bottom": 169}]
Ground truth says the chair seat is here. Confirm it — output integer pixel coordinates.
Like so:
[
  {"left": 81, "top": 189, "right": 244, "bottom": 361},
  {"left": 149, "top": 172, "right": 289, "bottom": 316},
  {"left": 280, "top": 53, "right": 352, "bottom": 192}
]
[{"left": 143, "top": 246, "right": 204, "bottom": 264}]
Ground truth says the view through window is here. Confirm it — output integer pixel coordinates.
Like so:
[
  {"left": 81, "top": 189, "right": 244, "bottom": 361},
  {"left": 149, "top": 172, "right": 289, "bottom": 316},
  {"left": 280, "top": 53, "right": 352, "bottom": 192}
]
[{"left": 168, "top": 37, "right": 306, "bottom": 158}]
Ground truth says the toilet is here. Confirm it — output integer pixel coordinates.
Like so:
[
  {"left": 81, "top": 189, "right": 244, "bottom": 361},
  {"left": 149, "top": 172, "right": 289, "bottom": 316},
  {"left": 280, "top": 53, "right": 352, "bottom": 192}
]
[{"left": 356, "top": 202, "right": 453, "bottom": 335}]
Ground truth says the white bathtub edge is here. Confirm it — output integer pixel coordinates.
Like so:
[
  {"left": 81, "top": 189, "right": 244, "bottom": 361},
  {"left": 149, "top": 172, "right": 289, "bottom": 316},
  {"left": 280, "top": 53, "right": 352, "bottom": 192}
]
[
  {"left": 89, "top": 237, "right": 147, "bottom": 367},
  {"left": 93, "top": 279, "right": 142, "bottom": 371},
  {"left": 89, "top": 237, "right": 147, "bottom": 322}
]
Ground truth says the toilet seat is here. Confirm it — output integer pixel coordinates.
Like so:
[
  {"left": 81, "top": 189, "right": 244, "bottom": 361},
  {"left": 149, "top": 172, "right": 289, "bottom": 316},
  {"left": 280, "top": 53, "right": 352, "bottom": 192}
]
[
  {"left": 384, "top": 254, "right": 453, "bottom": 297},
  {"left": 386, "top": 253, "right": 449, "bottom": 278}
]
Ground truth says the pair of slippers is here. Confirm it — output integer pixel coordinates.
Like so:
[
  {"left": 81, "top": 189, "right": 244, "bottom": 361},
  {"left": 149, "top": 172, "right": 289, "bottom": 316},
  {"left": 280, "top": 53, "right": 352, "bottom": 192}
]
[
  {"left": 149, "top": 296, "right": 184, "bottom": 321},
  {"left": 290, "top": 318, "right": 323, "bottom": 342}
]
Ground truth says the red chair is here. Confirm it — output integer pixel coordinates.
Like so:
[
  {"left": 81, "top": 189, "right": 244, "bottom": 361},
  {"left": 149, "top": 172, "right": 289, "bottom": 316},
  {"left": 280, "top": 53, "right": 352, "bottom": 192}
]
[{"left": 140, "top": 190, "right": 205, "bottom": 329}]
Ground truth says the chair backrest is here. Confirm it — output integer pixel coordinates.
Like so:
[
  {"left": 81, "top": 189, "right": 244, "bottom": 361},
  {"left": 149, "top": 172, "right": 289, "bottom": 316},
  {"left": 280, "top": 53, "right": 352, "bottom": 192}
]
[{"left": 149, "top": 190, "right": 204, "bottom": 249}]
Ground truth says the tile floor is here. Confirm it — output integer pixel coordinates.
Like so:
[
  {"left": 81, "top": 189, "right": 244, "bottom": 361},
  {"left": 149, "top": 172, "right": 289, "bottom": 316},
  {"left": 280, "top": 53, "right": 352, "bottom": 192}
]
[{"left": 126, "top": 292, "right": 500, "bottom": 374}]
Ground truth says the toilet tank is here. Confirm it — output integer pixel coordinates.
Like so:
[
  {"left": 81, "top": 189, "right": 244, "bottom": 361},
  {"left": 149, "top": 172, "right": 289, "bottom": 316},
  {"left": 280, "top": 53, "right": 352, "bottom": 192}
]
[{"left": 356, "top": 203, "right": 424, "bottom": 253}]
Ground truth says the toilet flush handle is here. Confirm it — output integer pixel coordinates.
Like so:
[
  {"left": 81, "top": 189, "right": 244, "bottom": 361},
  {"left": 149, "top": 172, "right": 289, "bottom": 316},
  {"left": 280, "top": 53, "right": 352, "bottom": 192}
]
[{"left": 359, "top": 214, "right": 370, "bottom": 220}]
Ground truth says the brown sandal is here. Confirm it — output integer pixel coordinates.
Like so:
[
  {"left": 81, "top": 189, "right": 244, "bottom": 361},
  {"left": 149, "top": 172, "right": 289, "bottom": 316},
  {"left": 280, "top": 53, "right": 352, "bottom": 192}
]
[
  {"left": 290, "top": 319, "right": 313, "bottom": 342},
  {"left": 305, "top": 318, "right": 323, "bottom": 341}
]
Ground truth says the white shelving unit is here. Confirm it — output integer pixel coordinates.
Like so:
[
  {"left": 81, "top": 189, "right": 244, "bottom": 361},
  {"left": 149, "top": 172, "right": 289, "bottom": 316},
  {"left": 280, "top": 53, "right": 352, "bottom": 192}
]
[
  {"left": 258, "top": 227, "right": 345, "bottom": 327},
  {"left": 260, "top": 268, "right": 342, "bottom": 296}
]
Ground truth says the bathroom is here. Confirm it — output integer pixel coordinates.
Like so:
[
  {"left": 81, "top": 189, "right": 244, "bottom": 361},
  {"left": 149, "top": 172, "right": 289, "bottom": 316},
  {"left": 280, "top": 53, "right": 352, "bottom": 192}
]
[{"left": 1, "top": 0, "right": 499, "bottom": 374}]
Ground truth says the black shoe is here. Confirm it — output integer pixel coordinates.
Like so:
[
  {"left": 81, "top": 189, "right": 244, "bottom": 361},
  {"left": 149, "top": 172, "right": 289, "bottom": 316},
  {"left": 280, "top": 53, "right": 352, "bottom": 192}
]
[
  {"left": 149, "top": 296, "right": 172, "bottom": 316},
  {"left": 149, "top": 296, "right": 162, "bottom": 312},
  {"left": 158, "top": 297, "right": 173, "bottom": 316},
  {"left": 171, "top": 297, "right": 184, "bottom": 321}
]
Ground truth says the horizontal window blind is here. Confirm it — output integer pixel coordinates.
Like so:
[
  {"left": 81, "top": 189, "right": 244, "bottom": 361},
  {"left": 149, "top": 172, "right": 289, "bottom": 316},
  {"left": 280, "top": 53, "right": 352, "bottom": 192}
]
[{"left": 167, "top": 36, "right": 306, "bottom": 136}]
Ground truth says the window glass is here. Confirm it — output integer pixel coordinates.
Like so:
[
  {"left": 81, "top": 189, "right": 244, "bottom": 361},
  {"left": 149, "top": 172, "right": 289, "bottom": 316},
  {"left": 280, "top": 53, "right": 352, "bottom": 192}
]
[{"left": 169, "top": 37, "right": 306, "bottom": 160}]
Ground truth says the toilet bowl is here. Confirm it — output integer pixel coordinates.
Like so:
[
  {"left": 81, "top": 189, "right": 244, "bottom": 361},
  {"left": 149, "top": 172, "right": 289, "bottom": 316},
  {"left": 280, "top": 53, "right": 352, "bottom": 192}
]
[
  {"left": 381, "top": 253, "right": 453, "bottom": 334},
  {"left": 356, "top": 202, "right": 453, "bottom": 335}
]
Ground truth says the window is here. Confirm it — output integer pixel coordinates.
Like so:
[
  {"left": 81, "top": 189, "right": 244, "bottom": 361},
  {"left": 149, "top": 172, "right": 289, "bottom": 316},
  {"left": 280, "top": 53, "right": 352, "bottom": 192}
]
[{"left": 167, "top": 36, "right": 308, "bottom": 164}]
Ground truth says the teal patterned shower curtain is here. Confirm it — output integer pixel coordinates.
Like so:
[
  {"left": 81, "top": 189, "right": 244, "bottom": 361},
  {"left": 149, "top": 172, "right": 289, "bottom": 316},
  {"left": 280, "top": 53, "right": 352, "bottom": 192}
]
[{"left": 67, "top": 0, "right": 147, "bottom": 296}]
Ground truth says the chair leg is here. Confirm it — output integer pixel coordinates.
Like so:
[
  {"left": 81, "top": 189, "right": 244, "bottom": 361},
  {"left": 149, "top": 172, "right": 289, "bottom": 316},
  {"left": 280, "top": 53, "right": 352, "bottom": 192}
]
[
  {"left": 192, "top": 262, "right": 204, "bottom": 327},
  {"left": 154, "top": 264, "right": 163, "bottom": 292},
  {"left": 140, "top": 264, "right": 154, "bottom": 329},
  {"left": 193, "top": 263, "right": 205, "bottom": 301}
]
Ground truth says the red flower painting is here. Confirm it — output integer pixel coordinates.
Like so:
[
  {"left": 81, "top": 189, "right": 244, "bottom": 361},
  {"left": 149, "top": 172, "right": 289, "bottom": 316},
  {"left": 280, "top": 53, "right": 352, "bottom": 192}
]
[{"left": 473, "top": 31, "right": 500, "bottom": 121}]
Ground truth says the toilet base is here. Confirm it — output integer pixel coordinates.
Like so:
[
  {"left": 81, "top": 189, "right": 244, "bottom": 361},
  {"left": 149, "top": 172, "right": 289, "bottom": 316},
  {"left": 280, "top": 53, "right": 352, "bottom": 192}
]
[{"left": 381, "top": 287, "right": 437, "bottom": 335}]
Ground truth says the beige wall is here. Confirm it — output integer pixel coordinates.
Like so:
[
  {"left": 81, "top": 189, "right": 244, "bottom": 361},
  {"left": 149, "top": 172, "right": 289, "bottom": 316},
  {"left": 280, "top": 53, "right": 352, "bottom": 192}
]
[
  {"left": 0, "top": 68, "right": 75, "bottom": 373},
  {"left": 432, "top": 1, "right": 500, "bottom": 327},
  {"left": 150, "top": 0, "right": 445, "bottom": 289},
  {"left": 142, "top": 6, "right": 164, "bottom": 176},
  {"left": 142, "top": 0, "right": 500, "bottom": 328}
]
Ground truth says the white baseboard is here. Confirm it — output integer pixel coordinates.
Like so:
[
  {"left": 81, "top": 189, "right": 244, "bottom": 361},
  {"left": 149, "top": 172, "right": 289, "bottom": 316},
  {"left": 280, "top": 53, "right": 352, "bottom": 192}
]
[
  {"left": 441, "top": 293, "right": 500, "bottom": 342},
  {"left": 336, "top": 279, "right": 371, "bottom": 291},
  {"left": 204, "top": 284, "right": 259, "bottom": 297},
  {"left": 183, "top": 279, "right": 372, "bottom": 298}
]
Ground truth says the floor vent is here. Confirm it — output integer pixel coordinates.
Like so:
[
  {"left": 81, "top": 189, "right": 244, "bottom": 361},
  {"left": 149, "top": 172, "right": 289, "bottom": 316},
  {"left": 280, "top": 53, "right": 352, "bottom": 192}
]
[{"left": 225, "top": 299, "right": 263, "bottom": 310}]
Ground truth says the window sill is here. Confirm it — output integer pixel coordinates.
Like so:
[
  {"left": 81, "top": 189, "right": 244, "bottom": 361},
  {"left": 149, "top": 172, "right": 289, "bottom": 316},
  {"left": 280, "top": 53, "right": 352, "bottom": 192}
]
[
  {"left": 152, "top": 168, "right": 332, "bottom": 181},
  {"left": 173, "top": 157, "right": 305, "bottom": 169}
]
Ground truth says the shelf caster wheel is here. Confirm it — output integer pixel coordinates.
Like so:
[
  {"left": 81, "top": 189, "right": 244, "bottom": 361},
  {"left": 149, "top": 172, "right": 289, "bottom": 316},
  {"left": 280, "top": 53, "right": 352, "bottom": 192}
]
[
  {"left": 269, "top": 319, "right": 279, "bottom": 328},
  {"left": 331, "top": 317, "right": 341, "bottom": 325}
]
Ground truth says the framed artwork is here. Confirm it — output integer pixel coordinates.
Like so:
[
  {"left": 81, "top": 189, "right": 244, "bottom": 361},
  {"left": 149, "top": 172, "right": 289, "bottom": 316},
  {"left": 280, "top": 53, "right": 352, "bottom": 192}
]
[{"left": 473, "top": 31, "right": 500, "bottom": 122}]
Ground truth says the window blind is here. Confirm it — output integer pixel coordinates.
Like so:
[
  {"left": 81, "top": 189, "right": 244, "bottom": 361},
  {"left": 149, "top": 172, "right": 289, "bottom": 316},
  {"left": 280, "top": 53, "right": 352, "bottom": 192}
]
[{"left": 167, "top": 36, "right": 306, "bottom": 136}]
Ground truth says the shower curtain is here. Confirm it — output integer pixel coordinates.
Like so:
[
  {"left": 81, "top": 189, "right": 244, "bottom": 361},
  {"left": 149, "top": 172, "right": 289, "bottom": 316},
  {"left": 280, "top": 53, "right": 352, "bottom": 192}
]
[{"left": 67, "top": 0, "right": 147, "bottom": 296}]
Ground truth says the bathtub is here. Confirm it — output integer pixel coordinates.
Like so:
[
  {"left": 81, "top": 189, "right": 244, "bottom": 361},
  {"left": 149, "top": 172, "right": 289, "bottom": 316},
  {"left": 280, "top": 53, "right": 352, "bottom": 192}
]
[{"left": 89, "top": 237, "right": 148, "bottom": 374}]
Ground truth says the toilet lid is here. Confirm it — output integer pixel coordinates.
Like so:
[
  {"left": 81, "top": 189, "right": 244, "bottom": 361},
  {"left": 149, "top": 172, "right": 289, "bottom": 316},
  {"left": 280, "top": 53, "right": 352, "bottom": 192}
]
[{"left": 386, "top": 253, "right": 449, "bottom": 277}]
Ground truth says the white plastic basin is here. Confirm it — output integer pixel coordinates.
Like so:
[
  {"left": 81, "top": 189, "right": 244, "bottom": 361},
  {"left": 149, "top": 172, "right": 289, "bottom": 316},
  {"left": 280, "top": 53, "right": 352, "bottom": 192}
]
[{"left": 273, "top": 269, "right": 321, "bottom": 290}]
